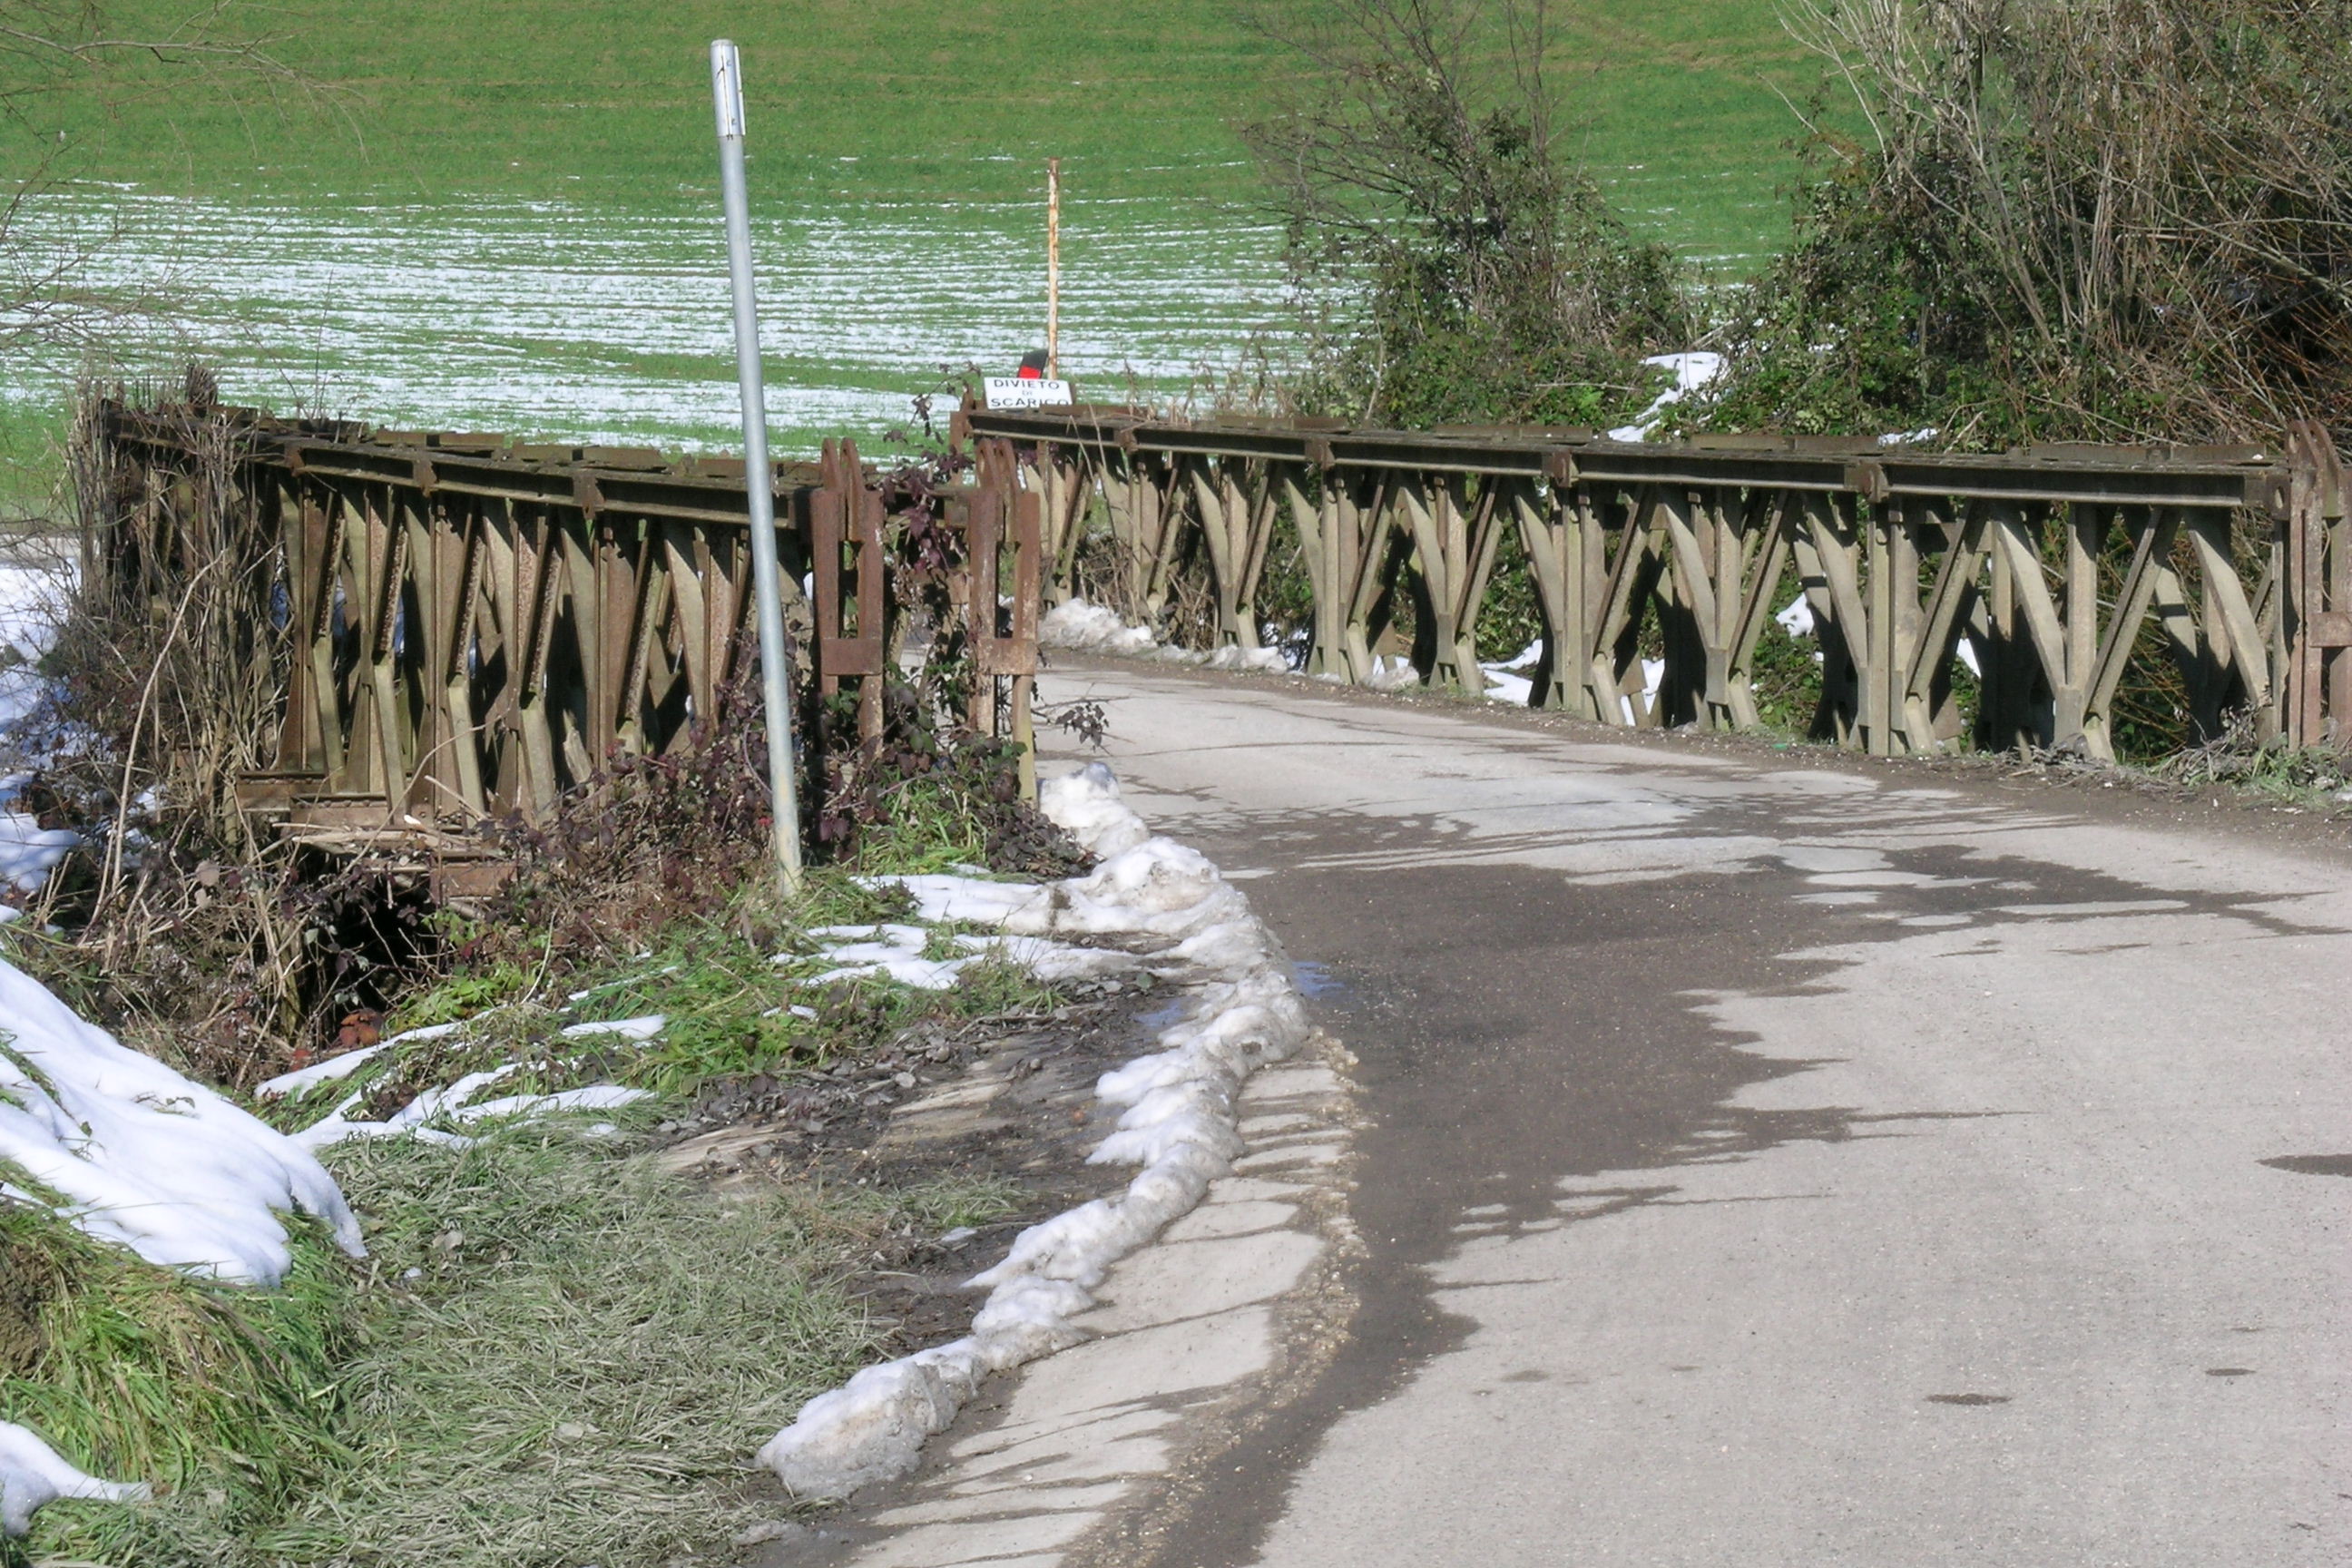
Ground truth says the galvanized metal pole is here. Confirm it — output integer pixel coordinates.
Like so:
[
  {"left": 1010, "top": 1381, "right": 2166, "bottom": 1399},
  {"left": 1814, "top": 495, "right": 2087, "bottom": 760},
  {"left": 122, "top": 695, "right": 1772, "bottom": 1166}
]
[
  {"left": 710, "top": 38, "right": 803, "bottom": 895},
  {"left": 1045, "top": 157, "right": 1061, "bottom": 379}
]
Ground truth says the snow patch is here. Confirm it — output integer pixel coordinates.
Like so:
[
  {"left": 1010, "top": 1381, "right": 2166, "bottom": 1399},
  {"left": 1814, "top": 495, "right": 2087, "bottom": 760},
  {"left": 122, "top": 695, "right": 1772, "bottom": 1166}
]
[
  {"left": 0, "top": 1420, "right": 147, "bottom": 1537},
  {"left": 1775, "top": 593, "right": 1978, "bottom": 676},
  {"left": 778, "top": 922, "right": 1134, "bottom": 991},
  {"left": 1038, "top": 766, "right": 1151, "bottom": 858},
  {"left": 0, "top": 563, "right": 78, "bottom": 906},
  {"left": 0, "top": 778, "right": 75, "bottom": 898},
  {"left": 1203, "top": 644, "right": 1288, "bottom": 673},
  {"left": 284, "top": 1018, "right": 663, "bottom": 1151},
  {"left": 0, "top": 958, "right": 363, "bottom": 1286},
  {"left": 1607, "top": 351, "right": 1726, "bottom": 443},
  {"left": 1040, "top": 597, "right": 1295, "bottom": 674},
  {"left": 446, "top": 1083, "right": 653, "bottom": 1126},
  {"left": 1040, "top": 598, "right": 1157, "bottom": 656},
  {"left": 558, "top": 1014, "right": 666, "bottom": 1043},
  {"left": 787, "top": 924, "right": 969, "bottom": 990},
  {"left": 1479, "top": 638, "right": 1544, "bottom": 705},
  {"left": 756, "top": 760, "right": 1311, "bottom": 1500},
  {"left": 1622, "top": 658, "right": 1667, "bottom": 723}
]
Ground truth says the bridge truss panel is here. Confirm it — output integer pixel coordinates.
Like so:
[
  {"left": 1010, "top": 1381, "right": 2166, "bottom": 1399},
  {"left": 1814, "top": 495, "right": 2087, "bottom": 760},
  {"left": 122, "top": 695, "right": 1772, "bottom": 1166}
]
[{"left": 970, "top": 405, "right": 2346, "bottom": 760}]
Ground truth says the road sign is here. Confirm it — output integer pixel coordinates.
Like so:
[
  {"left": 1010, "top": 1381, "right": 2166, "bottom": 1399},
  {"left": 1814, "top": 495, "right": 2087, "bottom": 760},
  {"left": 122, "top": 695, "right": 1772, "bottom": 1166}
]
[{"left": 985, "top": 377, "right": 1073, "bottom": 410}]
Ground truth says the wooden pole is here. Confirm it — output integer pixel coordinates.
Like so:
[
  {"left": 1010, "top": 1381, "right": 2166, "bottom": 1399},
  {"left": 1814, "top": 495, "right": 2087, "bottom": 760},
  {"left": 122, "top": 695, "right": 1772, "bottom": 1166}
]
[{"left": 1046, "top": 157, "right": 1062, "bottom": 379}]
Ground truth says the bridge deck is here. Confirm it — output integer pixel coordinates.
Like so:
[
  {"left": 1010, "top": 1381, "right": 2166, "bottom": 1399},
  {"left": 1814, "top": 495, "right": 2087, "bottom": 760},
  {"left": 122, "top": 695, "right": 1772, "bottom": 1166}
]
[{"left": 820, "top": 656, "right": 2352, "bottom": 1568}]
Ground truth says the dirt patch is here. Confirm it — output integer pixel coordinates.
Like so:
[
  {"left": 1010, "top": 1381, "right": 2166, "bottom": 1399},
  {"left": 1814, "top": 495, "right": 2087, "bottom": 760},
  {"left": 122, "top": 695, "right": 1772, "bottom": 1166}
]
[
  {"left": 654, "top": 968, "right": 1171, "bottom": 1357},
  {"left": 0, "top": 1236, "right": 52, "bottom": 1377}
]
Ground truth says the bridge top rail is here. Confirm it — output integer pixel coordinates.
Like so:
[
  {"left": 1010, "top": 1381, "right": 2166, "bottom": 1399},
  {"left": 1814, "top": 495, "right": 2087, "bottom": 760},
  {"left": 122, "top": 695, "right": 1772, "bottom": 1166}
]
[
  {"left": 97, "top": 403, "right": 861, "bottom": 530},
  {"left": 100, "top": 399, "right": 2292, "bottom": 518},
  {"left": 960, "top": 404, "right": 2289, "bottom": 514},
  {"left": 77, "top": 392, "right": 2352, "bottom": 800}
]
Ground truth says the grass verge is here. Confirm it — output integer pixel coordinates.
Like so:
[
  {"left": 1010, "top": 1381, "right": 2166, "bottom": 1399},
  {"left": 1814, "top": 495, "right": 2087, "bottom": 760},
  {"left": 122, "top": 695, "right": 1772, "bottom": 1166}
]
[
  {"left": 24, "top": 1110, "right": 1020, "bottom": 1566},
  {"left": 11, "top": 846, "right": 1075, "bottom": 1563}
]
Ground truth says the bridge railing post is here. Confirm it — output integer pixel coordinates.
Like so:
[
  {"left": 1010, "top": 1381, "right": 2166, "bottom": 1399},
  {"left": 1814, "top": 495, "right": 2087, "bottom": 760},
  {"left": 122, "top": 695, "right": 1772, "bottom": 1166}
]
[{"left": 2286, "top": 420, "right": 2351, "bottom": 749}]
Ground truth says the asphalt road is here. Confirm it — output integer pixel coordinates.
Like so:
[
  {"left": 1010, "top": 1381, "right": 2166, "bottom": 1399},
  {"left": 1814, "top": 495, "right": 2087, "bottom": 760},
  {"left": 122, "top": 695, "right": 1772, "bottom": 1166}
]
[{"left": 1033, "top": 659, "right": 2352, "bottom": 1568}]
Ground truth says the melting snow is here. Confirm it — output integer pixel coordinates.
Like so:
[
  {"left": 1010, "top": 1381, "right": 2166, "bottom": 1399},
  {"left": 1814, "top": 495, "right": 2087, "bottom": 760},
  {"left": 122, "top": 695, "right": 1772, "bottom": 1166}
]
[
  {"left": 278, "top": 1016, "right": 667, "bottom": 1152},
  {"left": 755, "top": 762, "right": 1310, "bottom": 1500},
  {"left": 780, "top": 903, "right": 1151, "bottom": 992},
  {"left": 8, "top": 187, "right": 1289, "bottom": 455},
  {"left": 1040, "top": 597, "right": 1290, "bottom": 673},
  {"left": 1040, "top": 599, "right": 1158, "bottom": 656},
  {"left": 1607, "top": 351, "right": 1726, "bottom": 443},
  {"left": 0, "top": 1421, "right": 146, "bottom": 1536},
  {"left": 0, "top": 959, "right": 363, "bottom": 1285},
  {"left": 0, "top": 562, "right": 77, "bottom": 908}
]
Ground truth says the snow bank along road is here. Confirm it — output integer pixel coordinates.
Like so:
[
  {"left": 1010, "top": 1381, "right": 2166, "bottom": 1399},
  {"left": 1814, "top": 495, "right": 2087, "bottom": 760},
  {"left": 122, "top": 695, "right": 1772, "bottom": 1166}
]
[{"left": 1012, "top": 661, "right": 2350, "bottom": 1568}]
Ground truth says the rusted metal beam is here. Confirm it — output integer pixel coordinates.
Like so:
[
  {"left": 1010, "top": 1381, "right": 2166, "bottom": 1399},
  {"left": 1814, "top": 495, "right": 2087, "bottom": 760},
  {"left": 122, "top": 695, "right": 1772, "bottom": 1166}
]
[
  {"left": 88, "top": 402, "right": 1046, "bottom": 855},
  {"left": 964, "top": 407, "right": 2284, "bottom": 512}
]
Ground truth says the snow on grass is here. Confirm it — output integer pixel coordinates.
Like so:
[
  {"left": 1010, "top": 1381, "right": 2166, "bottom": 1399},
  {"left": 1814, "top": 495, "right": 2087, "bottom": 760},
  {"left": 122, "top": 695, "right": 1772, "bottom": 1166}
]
[
  {"left": 270, "top": 1017, "right": 666, "bottom": 1152},
  {"left": 755, "top": 761, "right": 1310, "bottom": 1500},
  {"left": 0, "top": 956, "right": 366, "bottom": 1530},
  {"left": 0, "top": 559, "right": 78, "bottom": 910},
  {"left": 779, "top": 922, "right": 1138, "bottom": 989},
  {"left": 0, "top": 1423, "right": 146, "bottom": 1537},
  {"left": 1607, "top": 351, "right": 1726, "bottom": 443},
  {"left": 9, "top": 188, "right": 1289, "bottom": 456},
  {"left": 1479, "top": 638, "right": 1544, "bottom": 706},
  {"left": 0, "top": 958, "right": 362, "bottom": 1287},
  {"left": 185, "top": 1126, "right": 902, "bottom": 1567}
]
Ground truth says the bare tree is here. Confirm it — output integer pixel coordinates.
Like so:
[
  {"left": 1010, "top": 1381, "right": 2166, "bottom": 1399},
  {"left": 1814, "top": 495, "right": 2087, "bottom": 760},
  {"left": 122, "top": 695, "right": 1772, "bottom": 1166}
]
[
  {"left": 1, "top": 3, "right": 309, "bottom": 354},
  {"left": 1, "top": 1, "right": 297, "bottom": 118}
]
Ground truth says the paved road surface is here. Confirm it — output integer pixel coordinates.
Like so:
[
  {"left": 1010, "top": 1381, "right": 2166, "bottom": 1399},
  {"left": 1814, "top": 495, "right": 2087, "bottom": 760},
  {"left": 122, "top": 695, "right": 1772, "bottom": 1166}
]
[{"left": 1033, "top": 659, "right": 2352, "bottom": 1568}]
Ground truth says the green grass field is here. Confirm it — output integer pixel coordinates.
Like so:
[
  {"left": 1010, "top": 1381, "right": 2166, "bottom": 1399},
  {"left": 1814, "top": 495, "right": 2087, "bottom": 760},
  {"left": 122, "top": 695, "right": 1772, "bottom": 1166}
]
[
  {"left": 31, "top": 0, "right": 1821, "bottom": 254},
  {"left": 0, "top": 0, "right": 1836, "bottom": 491}
]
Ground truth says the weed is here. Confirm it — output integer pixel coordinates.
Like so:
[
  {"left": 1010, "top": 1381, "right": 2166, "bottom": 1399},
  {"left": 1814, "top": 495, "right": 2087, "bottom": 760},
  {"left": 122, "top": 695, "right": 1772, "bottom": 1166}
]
[
  {"left": 392, "top": 960, "right": 541, "bottom": 1031},
  {"left": 1710, "top": 0, "right": 2352, "bottom": 445},
  {"left": 1248, "top": 0, "right": 1694, "bottom": 430},
  {"left": 2152, "top": 714, "right": 2352, "bottom": 811}
]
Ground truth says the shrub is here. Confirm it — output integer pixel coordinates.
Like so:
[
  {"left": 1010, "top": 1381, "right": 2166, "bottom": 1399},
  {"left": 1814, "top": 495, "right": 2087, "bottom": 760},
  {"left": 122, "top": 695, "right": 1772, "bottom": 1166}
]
[
  {"left": 1707, "top": 0, "right": 2352, "bottom": 446},
  {"left": 1243, "top": 0, "right": 1693, "bottom": 427}
]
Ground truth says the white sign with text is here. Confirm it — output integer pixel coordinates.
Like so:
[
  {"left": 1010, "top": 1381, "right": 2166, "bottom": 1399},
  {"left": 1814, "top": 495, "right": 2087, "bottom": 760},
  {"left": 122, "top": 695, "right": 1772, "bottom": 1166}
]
[{"left": 983, "top": 377, "right": 1074, "bottom": 410}]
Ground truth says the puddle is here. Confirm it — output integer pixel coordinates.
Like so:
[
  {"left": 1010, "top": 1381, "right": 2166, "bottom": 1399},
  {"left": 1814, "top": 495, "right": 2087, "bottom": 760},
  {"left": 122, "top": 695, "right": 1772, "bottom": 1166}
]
[
  {"left": 1291, "top": 960, "right": 1346, "bottom": 997},
  {"left": 1926, "top": 1393, "right": 2012, "bottom": 1406}
]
